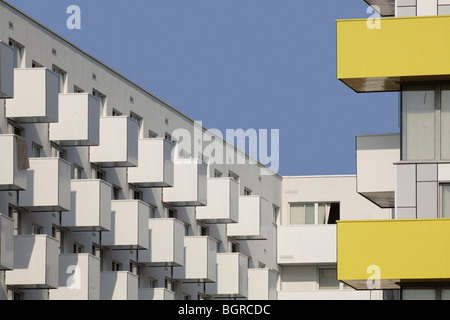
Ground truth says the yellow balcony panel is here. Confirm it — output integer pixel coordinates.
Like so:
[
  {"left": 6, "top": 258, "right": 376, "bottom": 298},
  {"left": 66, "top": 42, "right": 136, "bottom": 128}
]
[
  {"left": 337, "top": 16, "right": 450, "bottom": 92},
  {"left": 337, "top": 219, "right": 450, "bottom": 290}
]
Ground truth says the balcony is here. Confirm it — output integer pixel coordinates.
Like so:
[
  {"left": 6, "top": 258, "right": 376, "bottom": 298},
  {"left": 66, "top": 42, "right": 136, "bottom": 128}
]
[
  {"left": 100, "top": 271, "right": 138, "bottom": 300},
  {"left": 61, "top": 179, "right": 112, "bottom": 231},
  {"left": 101, "top": 200, "right": 150, "bottom": 250},
  {"left": 6, "top": 68, "right": 58, "bottom": 122},
  {"left": 277, "top": 290, "right": 382, "bottom": 300},
  {"left": 227, "top": 196, "right": 269, "bottom": 240},
  {"left": 205, "top": 253, "right": 248, "bottom": 298},
  {"left": 248, "top": 269, "right": 278, "bottom": 300},
  {"left": 356, "top": 134, "right": 400, "bottom": 208},
  {"left": 196, "top": 178, "right": 239, "bottom": 223},
  {"left": 163, "top": 158, "right": 207, "bottom": 207},
  {"left": 364, "top": 0, "right": 395, "bottom": 16},
  {"left": 0, "top": 41, "right": 14, "bottom": 98},
  {"left": 138, "top": 288, "right": 175, "bottom": 300},
  {"left": 128, "top": 139, "right": 174, "bottom": 188},
  {"left": 337, "top": 15, "right": 450, "bottom": 92},
  {"left": 19, "top": 158, "right": 72, "bottom": 212},
  {"left": 49, "top": 254, "right": 101, "bottom": 300},
  {"left": 0, "top": 134, "right": 29, "bottom": 191},
  {"left": 278, "top": 225, "right": 336, "bottom": 265},
  {"left": 138, "top": 218, "right": 184, "bottom": 266},
  {"left": 0, "top": 214, "right": 14, "bottom": 270},
  {"left": 90, "top": 116, "right": 139, "bottom": 167},
  {"left": 173, "top": 236, "right": 217, "bottom": 283},
  {"left": 49, "top": 93, "right": 100, "bottom": 146},
  {"left": 337, "top": 219, "right": 450, "bottom": 289},
  {"left": 5, "top": 235, "right": 59, "bottom": 289}
]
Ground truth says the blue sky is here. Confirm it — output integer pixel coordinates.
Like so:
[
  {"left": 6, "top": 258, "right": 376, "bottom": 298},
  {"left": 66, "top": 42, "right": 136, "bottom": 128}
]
[{"left": 6, "top": 0, "right": 399, "bottom": 176}]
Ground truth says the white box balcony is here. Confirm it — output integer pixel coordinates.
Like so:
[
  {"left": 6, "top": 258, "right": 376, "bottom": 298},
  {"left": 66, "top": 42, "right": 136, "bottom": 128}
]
[
  {"left": 61, "top": 180, "right": 112, "bottom": 231},
  {"left": 356, "top": 134, "right": 400, "bottom": 208},
  {"left": 138, "top": 288, "right": 175, "bottom": 300},
  {"left": 5, "top": 235, "right": 59, "bottom": 289},
  {"left": 277, "top": 225, "right": 336, "bottom": 265},
  {"left": 0, "top": 41, "right": 14, "bottom": 99},
  {"left": 128, "top": 139, "right": 174, "bottom": 188},
  {"left": 248, "top": 268, "right": 278, "bottom": 300},
  {"left": 6, "top": 68, "right": 58, "bottom": 123},
  {"left": 163, "top": 159, "right": 207, "bottom": 207},
  {"left": 19, "top": 158, "right": 72, "bottom": 212},
  {"left": 173, "top": 236, "right": 217, "bottom": 283},
  {"left": 205, "top": 253, "right": 248, "bottom": 298},
  {"left": 49, "top": 254, "right": 101, "bottom": 300},
  {"left": 100, "top": 271, "right": 138, "bottom": 300},
  {"left": 138, "top": 218, "right": 184, "bottom": 266},
  {"left": 227, "top": 196, "right": 269, "bottom": 240},
  {"left": 101, "top": 200, "right": 149, "bottom": 250},
  {"left": 196, "top": 178, "right": 239, "bottom": 223},
  {"left": 90, "top": 116, "right": 139, "bottom": 167},
  {"left": 49, "top": 93, "right": 100, "bottom": 146},
  {"left": 0, "top": 214, "right": 14, "bottom": 270},
  {"left": 0, "top": 134, "right": 29, "bottom": 191}
]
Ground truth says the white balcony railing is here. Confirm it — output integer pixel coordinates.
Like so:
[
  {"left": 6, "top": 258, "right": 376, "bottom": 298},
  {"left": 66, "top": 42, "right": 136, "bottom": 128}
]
[
  {"left": 5, "top": 235, "right": 59, "bottom": 289},
  {"left": 49, "top": 254, "right": 101, "bottom": 300},
  {"left": 0, "top": 214, "right": 14, "bottom": 270},
  {"left": 19, "top": 158, "right": 72, "bottom": 212},
  {"left": 138, "top": 288, "right": 175, "bottom": 300},
  {"left": 49, "top": 93, "right": 100, "bottom": 146},
  {"left": 248, "top": 268, "right": 278, "bottom": 300},
  {"left": 90, "top": 116, "right": 139, "bottom": 167},
  {"left": 61, "top": 179, "right": 112, "bottom": 231},
  {"left": 138, "top": 218, "right": 184, "bottom": 266},
  {"left": 227, "top": 196, "right": 269, "bottom": 240},
  {"left": 0, "top": 41, "right": 14, "bottom": 99},
  {"left": 6, "top": 68, "right": 59, "bottom": 123},
  {"left": 0, "top": 134, "right": 29, "bottom": 191},
  {"left": 128, "top": 139, "right": 174, "bottom": 188},
  {"left": 196, "top": 178, "right": 239, "bottom": 223},
  {"left": 100, "top": 271, "right": 138, "bottom": 300},
  {"left": 173, "top": 236, "right": 217, "bottom": 283}
]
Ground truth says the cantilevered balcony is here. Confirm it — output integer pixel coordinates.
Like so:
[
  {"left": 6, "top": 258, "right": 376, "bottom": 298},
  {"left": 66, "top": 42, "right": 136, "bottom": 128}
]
[
  {"left": 138, "top": 218, "right": 184, "bottom": 266},
  {"left": 227, "top": 196, "right": 269, "bottom": 240},
  {"left": 49, "top": 93, "right": 100, "bottom": 146},
  {"left": 277, "top": 225, "right": 336, "bottom": 265},
  {"left": 337, "top": 15, "right": 450, "bottom": 92},
  {"left": 173, "top": 236, "right": 217, "bottom": 283},
  {"left": 338, "top": 219, "right": 450, "bottom": 289},
  {"left": 101, "top": 200, "right": 149, "bottom": 250},
  {"left": 364, "top": 0, "right": 394, "bottom": 16},
  {"left": 61, "top": 179, "right": 112, "bottom": 231},
  {"left": 90, "top": 116, "right": 139, "bottom": 167},
  {"left": 248, "top": 268, "right": 278, "bottom": 300},
  {"left": 196, "top": 178, "right": 239, "bottom": 223},
  {"left": 356, "top": 134, "right": 400, "bottom": 208},
  {"left": 6, "top": 68, "right": 58, "bottom": 122},
  {"left": 0, "top": 40, "right": 14, "bottom": 99},
  {"left": 138, "top": 288, "right": 175, "bottom": 300},
  {"left": 5, "top": 235, "right": 59, "bottom": 289},
  {"left": 205, "top": 253, "right": 248, "bottom": 298},
  {"left": 0, "top": 134, "right": 29, "bottom": 191},
  {"left": 0, "top": 214, "right": 14, "bottom": 270},
  {"left": 128, "top": 138, "right": 174, "bottom": 188},
  {"left": 19, "top": 158, "right": 72, "bottom": 212},
  {"left": 49, "top": 254, "right": 101, "bottom": 300},
  {"left": 163, "top": 158, "right": 207, "bottom": 207},
  {"left": 100, "top": 271, "right": 138, "bottom": 300}
]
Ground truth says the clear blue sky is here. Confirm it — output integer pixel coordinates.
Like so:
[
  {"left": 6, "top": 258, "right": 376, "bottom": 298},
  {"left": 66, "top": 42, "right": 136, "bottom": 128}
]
[{"left": 6, "top": 0, "right": 399, "bottom": 177}]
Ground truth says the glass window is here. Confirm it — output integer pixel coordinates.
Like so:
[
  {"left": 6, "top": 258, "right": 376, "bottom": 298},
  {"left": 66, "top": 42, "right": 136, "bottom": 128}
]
[
  {"left": 441, "top": 85, "right": 450, "bottom": 159},
  {"left": 9, "top": 39, "right": 24, "bottom": 68},
  {"left": 290, "top": 203, "right": 315, "bottom": 225},
  {"left": 52, "top": 65, "right": 67, "bottom": 93},
  {"left": 319, "top": 268, "right": 340, "bottom": 290},
  {"left": 402, "top": 85, "right": 435, "bottom": 161},
  {"left": 442, "top": 185, "right": 450, "bottom": 218},
  {"left": 402, "top": 288, "right": 436, "bottom": 300}
]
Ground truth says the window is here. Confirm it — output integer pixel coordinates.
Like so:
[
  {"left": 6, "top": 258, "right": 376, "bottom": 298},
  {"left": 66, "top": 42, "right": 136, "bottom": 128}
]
[
  {"left": 229, "top": 171, "right": 240, "bottom": 182},
  {"left": 289, "top": 202, "right": 340, "bottom": 225},
  {"left": 91, "top": 165, "right": 105, "bottom": 180},
  {"left": 441, "top": 184, "right": 450, "bottom": 218},
  {"left": 74, "top": 86, "right": 84, "bottom": 93},
  {"left": 9, "top": 206, "right": 22, "bottom": 235},
  {"left": 51, "top": 143, "right": 66, "bottom": 160},
  {"left": 130, "top": 112, "right": 143, "bottom": 138},
  {"left": 244, "top": 187, "right": 252, "bottom": 196},
  {"left": 31, "top": 142, "right": 43, "bottom": 158},
  {"left": 258, "top": 262, "right": 266, "bottom": 269},
  {"left": 8, "top": 288, "right": 24, "bottom": 301},
  {"left": 198, "top": 293, "right": 210, "bottom": 300},
  {"left": 92, "top": 244, "right": 104, "bottom": 271},
  {"left": 165, "top": 206, "right": 177, "bottom": 219},
  {"left": 272, "top": 205, "right": 280, "bottom": 225},
  {"left": 198, "top": 223, "right": 209, "bottom": 236},
  {"left": 73, "top": 242, "right": 84, "bottom": 254},
  {"left": 165, "top": 278, "right": 175, "bottom": 292},
  {"left": 402, "top": 286, "right": 450, "bottom": 300},
  {"left": 112, "top": 261, "right": 121, "bottom": 272},
  {"left": 148, "top": 130, "right": 158, "bottom": 138},
  {"left": 32, "top": 223, "right": 43, "bottom": 235},
  {"left": 92, "top": 89, "right": 106, "bottom": 116},
  {"left": 8, "top": 39, "right": 24, "bottom": 68},
  {"left": 318, "top": 268, "right": 340, "bottom": 290},
  {"left": 112, "top": 186, "right": 121, "bottom": 200},
  {"left": 129, "top": 184, "right": 142, "bottom": 200},
  {"left": 229, "top": 239, "right": 239, "bottom": 253},
  {"left": 73, "top": 165, "right": 83, "bottom": 180},
  {"left": 165, "top": 132, "right": 173, "bottom": 142},
  {"left": 8, "top": 120, "right": 24, "bottom": 137},
  {"left": 52, "top": 225, "right": 65, "bottom": 254},
  {"left": 129, "top": 261, "right": 138, "bottom": 275},
  {"left": 52, "top": 65, "right": 67, "bottom": 93},
  {"left": 182, "top": 293, "right": 191, "bottom": 300},
  {"left": 214, "top": 170, "right": 223, "bottom": 178},
  {"left": 32, "top": 60, "right": 43, "bottom": 68},
  {"left": 149, "top": 279, "right": 158, "bottom": 289}
]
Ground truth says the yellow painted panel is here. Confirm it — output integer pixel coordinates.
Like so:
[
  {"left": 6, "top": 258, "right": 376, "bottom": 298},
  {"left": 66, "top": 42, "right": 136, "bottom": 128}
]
[
  {"left": 337, "top": 219, "right": 450, "bottom": 285},
  {"left": 337, "top": 16, "right": 450, "bottom": 92}
]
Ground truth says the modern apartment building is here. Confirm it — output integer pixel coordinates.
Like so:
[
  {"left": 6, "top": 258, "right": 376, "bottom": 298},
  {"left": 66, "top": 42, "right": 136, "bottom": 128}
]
[
  {"left": 336, "top": 0, "right": 450, "bottom": 300},
  {"left": 0, "top": 0, "right": 404, "bottom": 301}
]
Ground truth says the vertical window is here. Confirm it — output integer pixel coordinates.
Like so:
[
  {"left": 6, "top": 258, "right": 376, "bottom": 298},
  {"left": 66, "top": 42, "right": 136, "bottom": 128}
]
[
  {"left": 52, "top": 225, "right": 65, "bottom": 254},
  {"left": 9, "top": 206, "right": 22, "bottom": 236},
  {"left": 441, "top": 85, "right": 450, "bottom": 160},
  {"left": 130, "top": 112, "right": 143, "bottom": 138},
  {"left": 8, "top": 120, "right": 24, "bottom": 137},
  {"left": 402, "top": 288, "right": 436, "bottom": 300},
  {"left": 272, "top": 205, "right": 280, "bottom": 225},
  {"left": 165, "top": 278, "right": 175, "bottom": 292},
  {"left": 8, "top": 39, "right": 24, "bottom": 68},
  {"left": 31, "top": 223, "right": 43, "bottom": 235},
  {"left": 290, "top": 203, "right": 340, "bottom": 225},
  {"left": 229, "top": 171, "right": 240, "bottom": 182},
  {"left": 402, "top": 85, "right": 435, "bottom": 161},
  {"left": 318, "top": 268, "right": 340, "bottom": 290},
  {"left": 442, "top": 185, "right": 450, "bottom": 218},
  {"left": 112, "top": 261, "right": 121, "bottom": 272},
  {"left": 129, "top": 261, "right": 139, "bottom": 275},
  {"left": 290, "top": 203, "right": 315, "bottom": 225},
  {"left": 214, "top": 170, "right": 223, "bottom": 178},
  {"left": 229, "top": 239, "right": 239, "bottom": 253},
  {"left": 149, "top": 279, "right": 157, "bottom": 288},
  {"left": 32, "top": 142, "right": 43, "bottom": 158},
  {"left": 129, "top": 185, "right": 142, "bottom": 200},
  {"left": 182, "top": 294, "right": 191, "bottom": 300},
  {"left": 112, "top": 186, "right": 121, "bottom": 200},
  {"left": 73, "top": 165, "right": 83, "bottom": 180},
  {"left": 92, "top": 89, "right": 106, "bottom": 116},
  {"left": 244, "top": 187, "right": 252, "bottom": 196},
  {"left": 52, "top": 65, "right": 67, "bottom": 93},
  {"left": 148, "top": 130, "right": 158, "bottom": 138},
  {"left": 91, "top": 165, "right": 105, "bottom": 180},
  {"left": 198, "top": 223, "right": 209, "bottom": 236},
  {"left": 73, "top": 243, "right": 84, "bottom": 254},
  {"left": 51, "top": 143, "right": 66, "bottom": 160}
]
